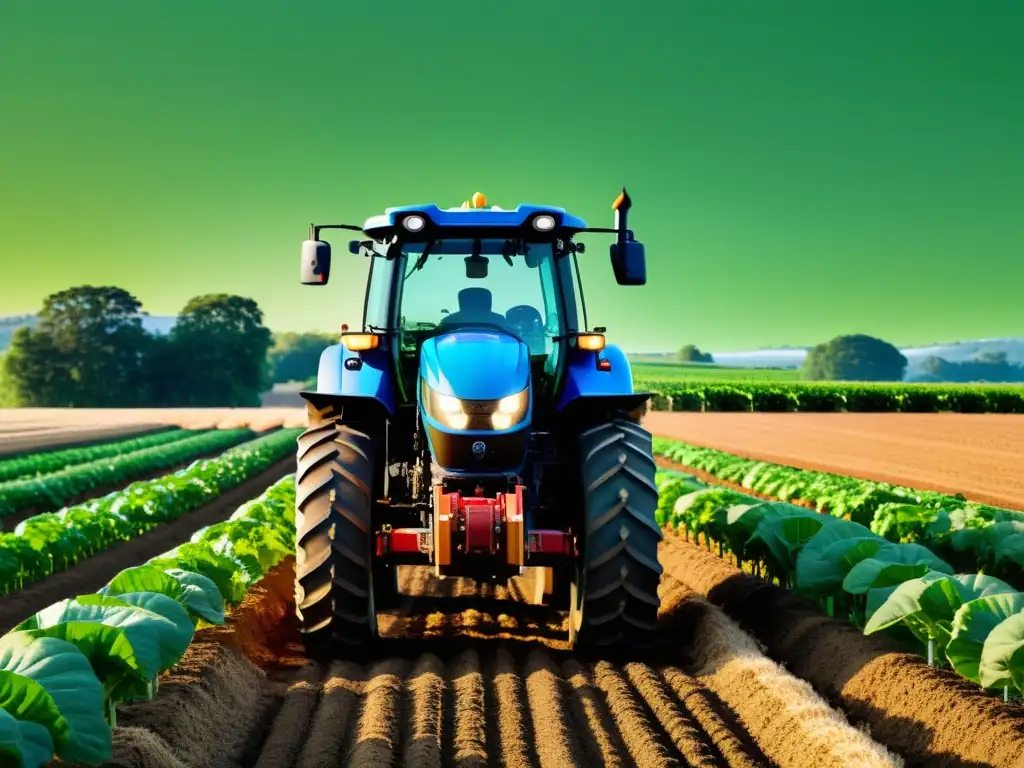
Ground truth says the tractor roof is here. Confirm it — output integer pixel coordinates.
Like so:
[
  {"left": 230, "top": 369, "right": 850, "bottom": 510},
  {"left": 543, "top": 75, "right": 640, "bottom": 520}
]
[{"left": 361, "top": 202, "right": 588, "bottom": 240}]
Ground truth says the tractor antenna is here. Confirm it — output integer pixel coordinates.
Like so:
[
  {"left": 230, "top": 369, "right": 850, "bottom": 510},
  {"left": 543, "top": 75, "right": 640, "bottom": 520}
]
[{"left": 613, "top": 187, "right": 632, "bottom": 244}]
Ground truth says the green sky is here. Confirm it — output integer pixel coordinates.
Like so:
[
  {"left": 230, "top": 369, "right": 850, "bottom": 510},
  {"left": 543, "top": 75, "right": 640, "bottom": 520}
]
[{"left": 2, "top": 0, "right": 1022, "bottom": 353}]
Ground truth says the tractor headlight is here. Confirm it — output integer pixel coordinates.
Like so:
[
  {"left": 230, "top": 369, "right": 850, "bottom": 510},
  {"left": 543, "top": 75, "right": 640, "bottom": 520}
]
[
  {"left": 402, "top": 214, "right": 426, "bottom": 232},
  {"left": 424, "top": 384, "right": 529, "bottom": 431},
  {"left": 532, "top": 214, "right": 556, "bottom": 232}
]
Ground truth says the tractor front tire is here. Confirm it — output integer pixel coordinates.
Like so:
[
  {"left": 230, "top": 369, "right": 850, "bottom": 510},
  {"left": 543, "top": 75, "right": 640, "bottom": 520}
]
[
  {"left": 295, "top": 411, "right": 378, "bottom": 655},
  {"left": 571, "top": 418, "right": 663, "bottom": 650}
]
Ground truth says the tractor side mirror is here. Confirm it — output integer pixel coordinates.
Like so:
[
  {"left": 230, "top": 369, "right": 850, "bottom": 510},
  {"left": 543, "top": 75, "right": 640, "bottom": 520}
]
[
  {"left": 610, "top": 240, "right": 646, "bottom": 285},
  {"left": 301, "top": 240, "right": 332, "bottom": 285}
]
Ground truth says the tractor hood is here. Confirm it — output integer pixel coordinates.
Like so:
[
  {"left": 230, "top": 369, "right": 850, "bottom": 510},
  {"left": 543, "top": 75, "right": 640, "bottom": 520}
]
[{"left": 419, "top": 329, "right": 530, "bottom": 400}]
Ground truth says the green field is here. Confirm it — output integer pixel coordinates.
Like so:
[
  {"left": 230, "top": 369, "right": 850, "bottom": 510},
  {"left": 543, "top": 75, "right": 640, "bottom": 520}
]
[{"left": 629, "top": 360, "right": 802, "bottom": 382}]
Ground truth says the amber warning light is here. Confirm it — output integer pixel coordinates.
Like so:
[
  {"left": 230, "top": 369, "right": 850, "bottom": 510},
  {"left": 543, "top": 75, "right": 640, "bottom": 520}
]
[{"left": 342, "top": 333, "right": 380, "bottom": 352}]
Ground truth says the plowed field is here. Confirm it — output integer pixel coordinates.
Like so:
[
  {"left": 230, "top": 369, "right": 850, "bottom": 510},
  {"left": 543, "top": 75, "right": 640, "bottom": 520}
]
[
  {"left": 100, "top": 557, "right": 916, "bottom": 768},
  {"left": 643, "top": 411, "right": 1024, "bottom": 509}
]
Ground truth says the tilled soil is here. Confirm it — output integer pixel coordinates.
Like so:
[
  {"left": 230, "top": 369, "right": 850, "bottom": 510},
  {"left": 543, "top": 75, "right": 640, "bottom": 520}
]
[
  {"left": 89, "top": 558, "right": 912, "bottom": 768},
  {"left": 643, "top": 411, "right": 1024, "bottom": 510},
  {"left": 659, "top": 531, "right": 1024, "bottom": 768}
]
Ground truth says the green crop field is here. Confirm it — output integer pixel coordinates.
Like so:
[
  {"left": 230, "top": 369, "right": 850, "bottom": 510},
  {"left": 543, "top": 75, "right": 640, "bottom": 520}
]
[{"left": 629, "top": 360, "right": 802, "bottom": 382}]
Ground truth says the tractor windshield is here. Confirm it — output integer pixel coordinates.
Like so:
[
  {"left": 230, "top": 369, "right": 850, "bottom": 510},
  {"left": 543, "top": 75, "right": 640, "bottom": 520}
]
[{"left": 397, "top": 239, "right": 565, "bottom": 357}]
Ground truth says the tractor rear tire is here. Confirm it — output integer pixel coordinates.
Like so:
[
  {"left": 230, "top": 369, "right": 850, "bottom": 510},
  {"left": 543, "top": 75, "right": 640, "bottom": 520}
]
[
  {"left": 571, "top": 418, "right": 663, "bottom": 650},
  {"left": 294, "top": 409, "right": 379, "bottom": 655}
]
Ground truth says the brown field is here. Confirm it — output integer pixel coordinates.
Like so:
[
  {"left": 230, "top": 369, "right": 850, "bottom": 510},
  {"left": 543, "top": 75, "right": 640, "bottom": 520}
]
[
  {"left": 0, "top": 407, "right": 307, "bottom": 456},
  {"left": 643, "top": 411, "right": 1024, "bottom": 509}
]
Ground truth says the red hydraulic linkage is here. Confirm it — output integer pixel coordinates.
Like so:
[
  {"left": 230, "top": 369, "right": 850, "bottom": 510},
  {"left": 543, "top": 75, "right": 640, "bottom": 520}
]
[{"left": 376, "top": 484, "right": 573, "bottom": 566}]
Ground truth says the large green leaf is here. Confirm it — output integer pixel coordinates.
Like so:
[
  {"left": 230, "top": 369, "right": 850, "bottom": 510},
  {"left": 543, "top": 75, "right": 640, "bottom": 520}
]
[
  {"left": 842, "top": 544, "right": 952, "bottom": 595},
  {"left": 748, "top": 512, "right": 828, "bottom": 573},
  {"left": 101, "top": 565, "right": 223, "bottom": 624},
  {"left": 946, "top": 593, "right": 1024, "bottom": 685},
  {"left": 0, "top": 633, "right": 110, "bottom": 762},
  {"left": 994, "top": 534, "right": 1024, "bottom": 569},
  {"left": 979, "top": 612, "right": 1024, "bottom": 691},
  {"left": 15, "top": 597, "right": 182, "bottom": 681},
  {"left": 0, "top": 707, "right": 54, "bottom": 768},
  {"left": 163, "top": 568, "right": 225, "bottom": 623},
  {"left": 147, "top": 543, "right": 250, "bottom": 603},
  {"left": 863, "top": 572, "right": 963, "bottom": 647},
  {"left": 76, "top": 593, "right": 192, "bottom": 669},
  {"left": 794, "top": 520, "right": 884, "bottom": 598}
]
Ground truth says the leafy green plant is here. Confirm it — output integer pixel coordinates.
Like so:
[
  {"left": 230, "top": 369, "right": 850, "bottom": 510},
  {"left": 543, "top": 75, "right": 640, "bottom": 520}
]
[
  {"left": 0, "top": 429, "right": 301, "bottom": 595},
  {"left": 640, "top": 381, "right": 1024, "bottom": 414},
  {"left": 0, "top": 474, "right": 296, "bottom": 767},
  {"left": 0, "top": 428, "right": 256, "bottom": 518},
  {"left": 0, "top": 429, "right": 201, "bottom": 484}
]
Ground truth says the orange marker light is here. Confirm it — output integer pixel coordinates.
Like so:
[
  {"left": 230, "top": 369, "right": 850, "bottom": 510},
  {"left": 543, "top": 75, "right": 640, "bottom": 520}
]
[
  {"left": 576, "top": 333, "right": 606, "bottom": 352},
  {"left": 471, "top": 191, "right": 487, "bottom": 208},
  {"left": 343, "top": 333, "right": 380, "bottom": 352}
]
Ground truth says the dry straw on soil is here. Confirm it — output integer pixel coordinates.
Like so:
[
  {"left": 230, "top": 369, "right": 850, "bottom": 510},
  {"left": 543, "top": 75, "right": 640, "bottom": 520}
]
[{"left": 661, "top": 531, "right": 1024, "bottom": 768}]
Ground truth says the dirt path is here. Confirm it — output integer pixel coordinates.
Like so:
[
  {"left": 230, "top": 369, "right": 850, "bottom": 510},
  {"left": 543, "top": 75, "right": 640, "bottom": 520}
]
[
  {"left": 643, "top": 411, "right": 1024, "bottom": 510},
  {"left": 0, "top": 456, "right": 297, "bottom": 635}
]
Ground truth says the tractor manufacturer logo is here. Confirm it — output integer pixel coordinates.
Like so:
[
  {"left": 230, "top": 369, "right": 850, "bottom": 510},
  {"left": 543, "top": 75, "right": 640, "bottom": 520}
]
[{"left": 471, "top": 441, "right": 487, "bottom": 459}]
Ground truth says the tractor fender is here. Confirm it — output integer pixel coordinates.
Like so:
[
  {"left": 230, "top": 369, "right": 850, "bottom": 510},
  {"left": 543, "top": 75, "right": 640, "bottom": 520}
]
[
  {"left": 557, "top": 343, "right": 650, "bottom": 423},
  {"left": 302, "top": 343, "right": 395, "bottom": 422}
]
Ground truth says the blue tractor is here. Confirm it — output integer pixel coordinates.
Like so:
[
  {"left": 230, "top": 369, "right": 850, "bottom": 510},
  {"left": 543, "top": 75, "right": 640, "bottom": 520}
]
[{"left": 295, "top": 189, "right": 662, "bottom": 653}]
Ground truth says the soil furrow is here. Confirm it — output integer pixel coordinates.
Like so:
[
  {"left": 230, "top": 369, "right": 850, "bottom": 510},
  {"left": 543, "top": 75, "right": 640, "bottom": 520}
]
[
  {"left": 493, "top": 646, "right": 538, "bottom": 768},
  {"left": 296, "top": 661, "right": 365, "bottom": 768},
  {"left": 658, "top": 666, "right": 768, "bottom": 768},
  {"left": 662, "top": 579, "right": 903, "bottom": 768},
  {"left": 252, "top": 663, "right": 325, "bottom": 768},
  {"left": 623, "top": 661, "right": 725, "bottom": 767},
  {"left": 592, "top": 661, "right": 681, "bottom": 768},
  {"left": 561, "top": 658, "right": 631, "bottom": 768},
  {"left": 347, "top": 659, "right": 410, "bottom": 766},
  {"left": 402, "top": 654, "right": 445, "bottom": 768},
  {"left": 523, "top": 649, "right": 580, "bottom": 767},
  {"left": 449, "top": 648, "right": 488, "bottom": 767}
]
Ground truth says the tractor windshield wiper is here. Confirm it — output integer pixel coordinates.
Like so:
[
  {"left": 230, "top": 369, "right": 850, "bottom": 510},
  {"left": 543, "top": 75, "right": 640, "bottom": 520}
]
[{"left": 405, "top": 240, "right": 435, "bottom": 280}]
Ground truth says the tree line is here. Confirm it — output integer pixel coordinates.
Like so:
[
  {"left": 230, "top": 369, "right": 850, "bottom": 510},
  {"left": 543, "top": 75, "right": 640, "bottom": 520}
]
[{"left": 1, "top": 286, "right": 273, "bottom": 407}]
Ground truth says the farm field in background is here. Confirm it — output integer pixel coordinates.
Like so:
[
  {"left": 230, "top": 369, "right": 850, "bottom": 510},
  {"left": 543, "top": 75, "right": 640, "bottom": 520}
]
[
  {"left": 643, "top": 411, "right": 1024, "bottom": 510},
  {"left": 0, "top": 407, "right": 307, "bottom": 457},
  {"left": 629, "top": 360, "right": 802, "bottom": 381}
]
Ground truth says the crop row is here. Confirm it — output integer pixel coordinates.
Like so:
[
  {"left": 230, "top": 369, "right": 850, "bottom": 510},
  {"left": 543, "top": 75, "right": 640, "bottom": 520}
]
[
  {"left": 0, "top": 474, "right": 296, "bottom": 768},
  {"left": 653, "top": 437, "right": 1024, "bottom": 586},
  {"left": 638, "top": 380, "right": 1024, "bottom": 413},
  {"left": 0, "top": 428, "right": 259, "bottom": 520},
  {"left": 0, "top": 428, "right": 302, "bottom": 596},
  {"left": 652, "top": 451, "right": 1024, "bottom": 697},
  {"left": 0, "top": 428, "right": 204, "bottom": 484}
]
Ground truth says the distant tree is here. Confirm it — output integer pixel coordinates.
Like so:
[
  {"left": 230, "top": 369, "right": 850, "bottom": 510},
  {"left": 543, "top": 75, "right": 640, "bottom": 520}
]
[
  {"left": 913, "top": 352, "right": 1023, "bottom": 383},
  {"left": 4, "top": 286, "right": 151, "bottom": 406},
  {"left": 801, "top": 334, "right": 907, "bottom": 381},
  {"left": 0, "top": 352, "right": 18, "bottom": 407},
  {"left": 268, "top": 331, "right": 336, "bottom": 383},
  {"left": 677, "top": 344, "right": 714, "bottom": 364},
  {"left": 166, "top": 294, "right": 273, "bottom": 406}
]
